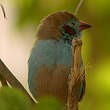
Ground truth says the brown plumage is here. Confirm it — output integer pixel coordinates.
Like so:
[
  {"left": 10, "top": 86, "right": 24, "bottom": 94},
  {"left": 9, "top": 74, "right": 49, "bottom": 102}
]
[
  {"left": 33, "top": 65, "right": 70, "bottom": 104},
  {"left": 37, "top": 11, "right": 78, "bottom": 40}
]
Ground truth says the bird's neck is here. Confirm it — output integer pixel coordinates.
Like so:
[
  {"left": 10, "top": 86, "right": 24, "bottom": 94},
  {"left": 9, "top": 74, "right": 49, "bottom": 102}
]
[{"left": 61, "top": 34, "right": 73, "bottom": 45}]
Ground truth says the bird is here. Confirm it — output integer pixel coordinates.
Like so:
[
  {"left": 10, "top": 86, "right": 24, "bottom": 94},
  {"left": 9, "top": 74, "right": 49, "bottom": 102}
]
[{"left": 28, "top": 11, "right": 91, "bottom": 105}]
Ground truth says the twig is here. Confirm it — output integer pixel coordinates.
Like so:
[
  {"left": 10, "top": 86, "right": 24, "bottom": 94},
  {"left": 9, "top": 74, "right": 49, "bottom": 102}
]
[
  {"left": 74, "top": 0, "right": 84, "bottom": 15},
  {"left": 0, "top": 3, "right": 34, "bottom": 104},
  {"left": 0, "top": 4, "right": 8, "bottom": 87},
  {"left": 0, "top": 4, "right": 7, "bottom": 18},
  {"left": 67, "top": 38, "right": 85, "bottom": 110},
  {"left": 0, "top": 75, "right": 8, "bottom": 87},
  {"left": 0, "top": 59, "right": 35, "bottom": 104}
]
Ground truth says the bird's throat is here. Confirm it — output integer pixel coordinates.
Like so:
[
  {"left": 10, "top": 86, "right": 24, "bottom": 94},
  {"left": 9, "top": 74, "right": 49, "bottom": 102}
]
[{"left": 61, "top": 34, "right": 73, "bottom": 45}]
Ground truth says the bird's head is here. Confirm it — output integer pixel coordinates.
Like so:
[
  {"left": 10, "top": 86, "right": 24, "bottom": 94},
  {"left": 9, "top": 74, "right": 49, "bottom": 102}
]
[{"left": 37, "top": 11, "right": 91, "bottom": 43}]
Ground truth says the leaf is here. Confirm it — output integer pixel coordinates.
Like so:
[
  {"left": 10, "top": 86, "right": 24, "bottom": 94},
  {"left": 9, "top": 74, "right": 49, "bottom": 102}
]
[
  {"left": 33, "top": 96, "right": 66, "bottom": 110},
  {"left": 0, "top": 87, "right": 32, "bottom": 110}
]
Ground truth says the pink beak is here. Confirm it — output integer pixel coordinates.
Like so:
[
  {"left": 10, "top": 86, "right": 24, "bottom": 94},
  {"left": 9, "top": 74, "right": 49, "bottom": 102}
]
[{"left": 79, "top": 21, "right": 91, "bottom": 31}]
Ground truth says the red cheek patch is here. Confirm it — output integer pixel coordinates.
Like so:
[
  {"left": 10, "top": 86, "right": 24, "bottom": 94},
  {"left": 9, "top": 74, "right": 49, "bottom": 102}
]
[{"left": 62, "top": 25, "right": 75, "bottom": 35}]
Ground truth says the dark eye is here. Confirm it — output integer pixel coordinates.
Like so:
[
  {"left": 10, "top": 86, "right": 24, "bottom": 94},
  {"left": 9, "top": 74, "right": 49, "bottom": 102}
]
[{"left": 72, "top": 23, "right": 75, "bottom": 25}]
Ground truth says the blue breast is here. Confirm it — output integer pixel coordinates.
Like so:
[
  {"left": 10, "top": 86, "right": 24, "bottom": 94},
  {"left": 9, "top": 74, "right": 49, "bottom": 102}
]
[{"left": 28, "top": 39, "right": 72, "bottom": 93}]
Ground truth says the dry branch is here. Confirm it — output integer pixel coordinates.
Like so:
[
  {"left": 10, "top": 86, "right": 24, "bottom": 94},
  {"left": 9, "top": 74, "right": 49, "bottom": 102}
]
[
  {"left": 0, "top": 59, "right": 35, "bottom": 104},
  {"left": 74, "top": 0, "right": 84, "bottom": 15},
  {"left": 67, "top": 38, "right": 85, "bottom": 110},
  {"left": 0, "top": 4, "right": 7, "bottom": 87},
  {"left": 0, "top": 76, "right": 8, "bottom": 86},
  {"left": 0, "top": 4, "right": 7, "bottom": 18},
  {"left": 0, "top": 3, "right": 34, "bottom": 105}
]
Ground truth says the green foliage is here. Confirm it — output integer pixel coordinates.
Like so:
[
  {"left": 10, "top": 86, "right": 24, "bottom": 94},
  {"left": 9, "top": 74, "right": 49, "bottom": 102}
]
[
  {"left": 0, "top": 87, "right": 31, "bottom": 110},
  {"left": 0, "top": 88, "right": 66, "bottom": 110},
  {"left": 12, "top": 0, "right": 80, "bottom": 28},
  {"left": 33, "top": 96, "right": 66, "bottom": 110}
]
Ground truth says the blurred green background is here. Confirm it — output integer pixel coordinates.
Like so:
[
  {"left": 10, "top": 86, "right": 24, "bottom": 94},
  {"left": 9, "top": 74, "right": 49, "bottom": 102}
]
[{"left": 1, "top": 0, "right": 110, "bottom": 110}]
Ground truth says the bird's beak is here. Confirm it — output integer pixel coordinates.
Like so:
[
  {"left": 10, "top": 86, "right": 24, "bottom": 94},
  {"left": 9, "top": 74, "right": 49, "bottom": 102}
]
[{"left": 79, "top": 21, "right": 91, "bottom": 31}]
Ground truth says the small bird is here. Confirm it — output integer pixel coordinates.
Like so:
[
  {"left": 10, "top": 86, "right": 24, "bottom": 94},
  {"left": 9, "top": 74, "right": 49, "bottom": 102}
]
[{"left": 28, "top": 11, "right": 91, "bottom": 105}]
